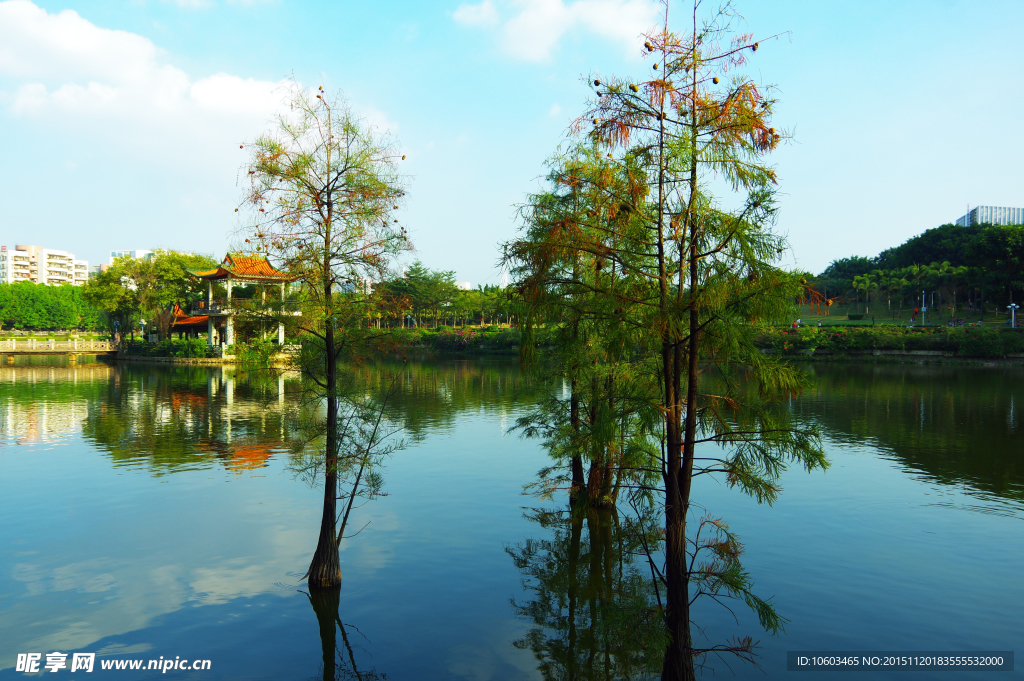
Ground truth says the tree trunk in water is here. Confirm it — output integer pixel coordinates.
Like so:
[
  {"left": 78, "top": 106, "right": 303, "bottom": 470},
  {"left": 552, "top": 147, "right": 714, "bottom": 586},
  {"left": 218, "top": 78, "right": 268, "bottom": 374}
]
[
  {"left": 570, "top": 379, "right": 585, "bottom": 506},
  {"left": 308, "top": 586, "right": 340, "bottom": 681},
  {"left": 663, "top": 55, "right": 699, "bottom": 677},
  {"left": 307, "top": 280, "right": 342, "bottom": 587},
  {"left": 566, "top": 509, "right": 583, "bottom": 680}
]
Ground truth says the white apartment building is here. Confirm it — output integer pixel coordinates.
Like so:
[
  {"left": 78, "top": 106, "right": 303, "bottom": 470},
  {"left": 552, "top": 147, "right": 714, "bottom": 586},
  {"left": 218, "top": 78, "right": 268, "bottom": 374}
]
[
  {"left": 954, "top": 205, "right": 1024, "bottom": 227},
  {"left": 0, "top": 245, "right": 89, "bottom": 286}
]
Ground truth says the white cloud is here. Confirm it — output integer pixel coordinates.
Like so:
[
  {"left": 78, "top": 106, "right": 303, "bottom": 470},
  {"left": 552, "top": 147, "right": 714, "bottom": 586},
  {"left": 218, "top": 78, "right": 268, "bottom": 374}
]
[
  {"left": 548, "top": 103, "right": 562, "bottom": 116},
  {"left": 0, "top": 0, "right": 288, "bottom": 153},
  {"left": 453, "top": 0, "right": 660, "bottom": 61},
  {"left": 452, "top": 0, "right": 499, "bottom": 28}
]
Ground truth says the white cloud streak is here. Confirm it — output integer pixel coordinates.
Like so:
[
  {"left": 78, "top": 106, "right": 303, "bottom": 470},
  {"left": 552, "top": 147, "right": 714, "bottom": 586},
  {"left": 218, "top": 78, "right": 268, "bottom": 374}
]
[
  {"left": 452, "top": 0, "right": 661, "bottom": 61},
  {"left": 0, "top": 0, "right": 287, "bottom": 151}
]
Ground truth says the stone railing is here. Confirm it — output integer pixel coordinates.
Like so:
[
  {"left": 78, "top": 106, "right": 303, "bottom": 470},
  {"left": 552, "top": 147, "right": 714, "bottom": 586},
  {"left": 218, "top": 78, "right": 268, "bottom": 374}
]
[{"left": 0, "top": 339, "right": 114, "bottom": 353}]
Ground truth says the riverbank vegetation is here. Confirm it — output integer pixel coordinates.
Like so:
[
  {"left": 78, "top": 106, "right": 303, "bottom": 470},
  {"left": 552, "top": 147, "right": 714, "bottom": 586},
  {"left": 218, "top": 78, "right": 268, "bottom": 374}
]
[
  {"left": 759, "top": 325, "right": 1024, "bottom": 358},
  {"left": 809, "top": 222, "right": 1023, "bottom": 322}
]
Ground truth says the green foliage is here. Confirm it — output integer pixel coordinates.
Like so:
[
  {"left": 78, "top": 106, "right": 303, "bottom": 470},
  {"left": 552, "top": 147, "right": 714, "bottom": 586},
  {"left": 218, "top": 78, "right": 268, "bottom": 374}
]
[
  {"left": 235, "top": 338, "right": 279, "bottom": 367},
  {"left": 818, "top": 223, "right": 1024, "bottom": 313},
  {"left": 504, "top": 6, "right": 827, "bottom": 675},
  {"left": 0, "top": 281, "right": 103, "bottom": 330},
  {"left": 81, "top": 250, "right": 218, "bottom": 337},
  {"left": 368, "top": 264, "right": 511, "bottom": 329}
]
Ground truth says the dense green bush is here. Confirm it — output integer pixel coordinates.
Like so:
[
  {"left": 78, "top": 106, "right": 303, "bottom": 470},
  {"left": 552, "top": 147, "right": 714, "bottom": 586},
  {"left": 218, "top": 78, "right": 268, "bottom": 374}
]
[
  {"left": 0, "top": 281, "right": 103, "bottom": 330},
  {"left": 120, "top": 337, "right": 215, "bottom": 358}
]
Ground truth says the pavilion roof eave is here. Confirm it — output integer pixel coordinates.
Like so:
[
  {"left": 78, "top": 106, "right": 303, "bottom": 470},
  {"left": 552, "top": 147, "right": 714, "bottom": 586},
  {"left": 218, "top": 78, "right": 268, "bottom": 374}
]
[{"left": 187, "top": 254, "right": 298, "bottom": 283}]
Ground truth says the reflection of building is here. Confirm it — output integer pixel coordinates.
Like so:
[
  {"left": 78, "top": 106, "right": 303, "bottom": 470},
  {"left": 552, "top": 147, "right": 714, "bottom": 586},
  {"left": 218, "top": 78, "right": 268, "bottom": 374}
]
[
  {"left": 0, "top": 364, "right": 113, "bottom": 445},
  {"left": 955, "top": 205, "right": 1024, "bottom": 226},
  {"left": 182, "top": 254, "right": 299, "bottom": 347},
  {"left": 0, "top": 245, "right": 88, "bottom": 286}
]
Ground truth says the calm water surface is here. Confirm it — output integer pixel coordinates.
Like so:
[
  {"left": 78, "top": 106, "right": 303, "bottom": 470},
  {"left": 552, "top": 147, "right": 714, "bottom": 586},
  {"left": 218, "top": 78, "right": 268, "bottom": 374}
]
[{"left": 0, "top": 358, "right": 1021, "bottom": 679}]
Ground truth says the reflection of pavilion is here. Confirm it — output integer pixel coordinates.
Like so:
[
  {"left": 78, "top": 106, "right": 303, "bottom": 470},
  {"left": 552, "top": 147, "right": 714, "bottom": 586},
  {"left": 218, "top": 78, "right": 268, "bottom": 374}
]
[{"left": 182, "top": 254, "right": 299, "bottom": 347}]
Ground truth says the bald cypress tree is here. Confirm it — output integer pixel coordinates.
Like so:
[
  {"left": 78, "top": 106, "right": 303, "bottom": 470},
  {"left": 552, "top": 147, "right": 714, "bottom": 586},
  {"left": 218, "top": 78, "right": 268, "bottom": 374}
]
[{"left": 507, "top": 4, "right": 827, "bottom": 679}]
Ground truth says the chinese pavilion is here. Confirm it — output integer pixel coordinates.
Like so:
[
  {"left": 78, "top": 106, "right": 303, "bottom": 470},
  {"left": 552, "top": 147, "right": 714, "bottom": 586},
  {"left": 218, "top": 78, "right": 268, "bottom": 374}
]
[{"left": 181, "top": 253, "right": 299, "bottom": 347}]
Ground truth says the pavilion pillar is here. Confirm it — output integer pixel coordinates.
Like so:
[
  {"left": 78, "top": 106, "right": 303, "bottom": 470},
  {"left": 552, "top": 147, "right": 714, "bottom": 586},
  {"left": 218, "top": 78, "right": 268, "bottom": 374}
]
[
  {"left": 226, "top": 276, "right": 232, "bottom": 303},
  {"left": 207, "top": 316, "right": 214, "bottom": 346},
  {"left": 278, "top": 322, "right": 285, "bottom": 345},
  {"left": 226, "top": 316, "right": 234, "bottom": 346},
  {"left": 207, "top": 280, "right": 212, "bottom": 307}
]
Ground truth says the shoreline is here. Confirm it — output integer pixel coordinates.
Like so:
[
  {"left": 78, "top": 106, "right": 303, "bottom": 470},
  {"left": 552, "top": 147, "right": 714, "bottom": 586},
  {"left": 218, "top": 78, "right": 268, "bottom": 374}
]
[{"left": 102, "top": 346, "right": 1024, "bottom": 367}]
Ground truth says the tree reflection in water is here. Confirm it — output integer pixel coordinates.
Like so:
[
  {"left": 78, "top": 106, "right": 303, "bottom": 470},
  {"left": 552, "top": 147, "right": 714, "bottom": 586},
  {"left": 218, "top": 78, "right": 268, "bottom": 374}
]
[
  {"left": 507, "top": 507, "right": 665, "bottom": 680},
  {"left": 305, "top": 587, "right": 386, "bottom": 681}
]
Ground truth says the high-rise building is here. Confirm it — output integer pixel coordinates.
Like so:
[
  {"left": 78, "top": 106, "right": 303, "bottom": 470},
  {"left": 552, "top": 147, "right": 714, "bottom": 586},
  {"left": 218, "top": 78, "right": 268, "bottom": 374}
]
[
  {"left": 0, "top": 245, "right": 88, "bottom": 286},
  {"left": 954, "top": 205, "right": 1024, "bottom": 227}
]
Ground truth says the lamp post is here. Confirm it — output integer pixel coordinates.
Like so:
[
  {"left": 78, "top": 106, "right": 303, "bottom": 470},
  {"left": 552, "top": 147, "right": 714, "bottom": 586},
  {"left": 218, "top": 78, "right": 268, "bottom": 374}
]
[
  {"left": 1009, "top": 303, "right": 1020, "bottom": 328},
  {"left": 922, "top": 290, "right": 926, "bottom": 326}
]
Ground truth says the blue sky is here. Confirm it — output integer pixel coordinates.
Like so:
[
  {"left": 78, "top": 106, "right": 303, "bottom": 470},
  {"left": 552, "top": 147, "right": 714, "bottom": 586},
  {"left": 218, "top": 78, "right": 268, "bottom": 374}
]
[{"left": 1, "top": 0, "right": 1021, "bottom": 285}]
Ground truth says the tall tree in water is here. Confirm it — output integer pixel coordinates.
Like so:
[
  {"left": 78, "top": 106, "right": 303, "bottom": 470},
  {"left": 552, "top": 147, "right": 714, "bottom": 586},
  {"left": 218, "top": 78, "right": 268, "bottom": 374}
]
[
  {"left": 507, "top": 3, "right": 826, "bottom": 679},
  {"left": 241, "top": 83, "right": 409, "bottom": 587}
]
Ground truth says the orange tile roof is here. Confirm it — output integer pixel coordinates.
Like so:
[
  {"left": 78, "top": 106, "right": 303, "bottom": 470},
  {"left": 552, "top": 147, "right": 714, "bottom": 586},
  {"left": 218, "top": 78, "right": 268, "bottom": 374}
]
[
  {"left": 173, "top": 315, "right": 209, "bottom": 326},
  {"left": 187, "top": 253, "right": 296, "bottom": 282},
  {"left": 170, "top": 303, "right": 209, "bottom": 326}
]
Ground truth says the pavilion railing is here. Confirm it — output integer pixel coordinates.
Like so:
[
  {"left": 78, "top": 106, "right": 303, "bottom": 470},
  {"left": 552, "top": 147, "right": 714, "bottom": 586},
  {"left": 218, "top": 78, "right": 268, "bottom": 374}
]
[{"left": 189, "top": 299, "right": 302, "bottom": 316}]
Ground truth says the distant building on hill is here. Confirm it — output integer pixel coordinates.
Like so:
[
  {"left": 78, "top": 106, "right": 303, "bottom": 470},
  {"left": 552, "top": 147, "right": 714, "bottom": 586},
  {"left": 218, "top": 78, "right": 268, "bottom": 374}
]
[
  {"left": 954, "top": 205, "right": 1024, "bottom": 227},
  {"left": 0, "top": 245, "right": 88, "bottom": 286}
]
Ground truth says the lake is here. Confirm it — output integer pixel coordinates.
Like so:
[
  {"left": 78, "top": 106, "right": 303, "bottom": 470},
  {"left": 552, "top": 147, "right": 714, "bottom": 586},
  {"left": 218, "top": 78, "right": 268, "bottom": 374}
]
[{"left": 0, "top": 357, "right": 1020, "bottom": 679}]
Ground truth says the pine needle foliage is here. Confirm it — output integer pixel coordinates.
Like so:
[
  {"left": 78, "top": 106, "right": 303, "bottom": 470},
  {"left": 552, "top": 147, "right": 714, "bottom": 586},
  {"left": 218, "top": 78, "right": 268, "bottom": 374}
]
[{"left": 504, "top": 3, "right": 827, "bottom": 679}]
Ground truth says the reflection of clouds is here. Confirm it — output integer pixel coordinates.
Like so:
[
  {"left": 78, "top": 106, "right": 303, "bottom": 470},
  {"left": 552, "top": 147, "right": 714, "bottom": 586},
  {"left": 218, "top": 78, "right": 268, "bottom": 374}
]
[
  {"left": 337, "top": 510, "right": 401, "bottom": 574},
  {"left": 446, "top": 621, "right": 540, "bottom": 681},
  {"left": 345, "top": 544, "right": 394, "bottom": 574},
  {"left": 0, "top": 521, "right": 312, "bottom": 669},
  {"left": 11, "top": 559, "right": 117, "bottom": 596},
  {"left": 190, "top": 560, "right": 282, "bottom": 605}
]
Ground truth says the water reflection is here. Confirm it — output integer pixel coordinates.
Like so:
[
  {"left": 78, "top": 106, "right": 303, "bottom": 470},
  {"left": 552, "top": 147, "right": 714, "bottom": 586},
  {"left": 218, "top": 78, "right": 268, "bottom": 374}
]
[
  {"left": 507, "top": 508, "right": 663, "bottom": 680},
  {"left": 306, "top": 587, "right": 386, "bottom": 681},
  {"left": 795, "top": 364, "right": 1024, "bottom": 506},
  {"left": 80, "top": 364, "right": 295, "bottom": 475},
  {"left": 0, "top": 362, "right": 111, "bottom": 448},
  {"left": 354, "top": 358, "right": 533, "bottom": 440}
]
